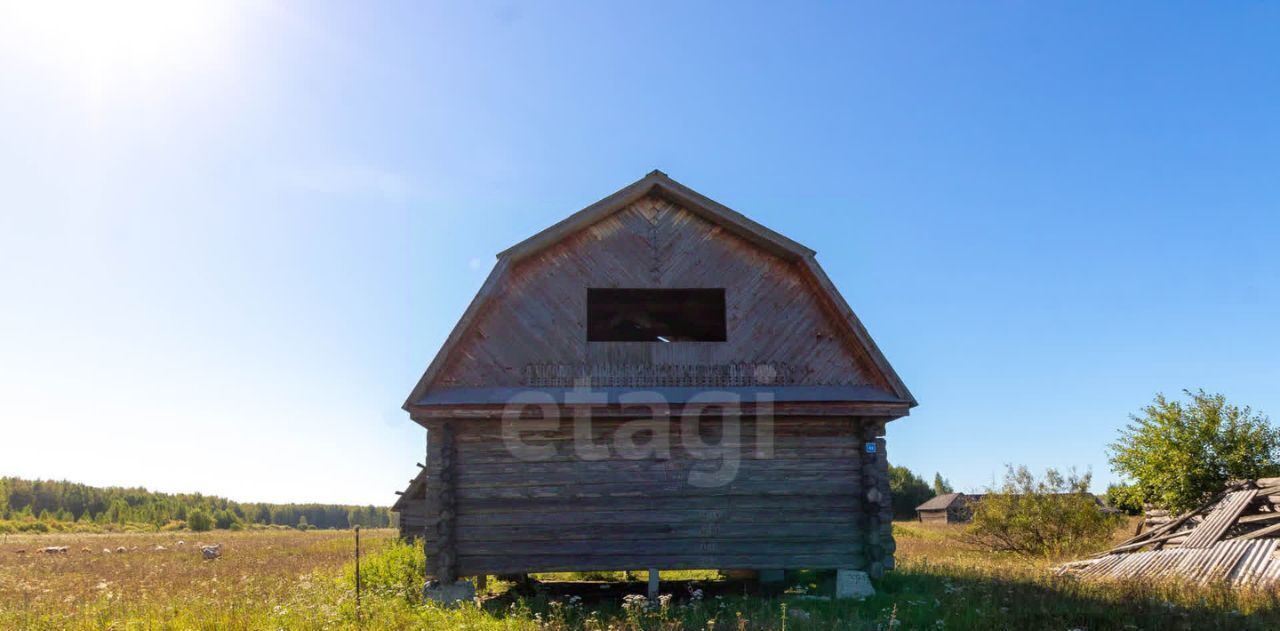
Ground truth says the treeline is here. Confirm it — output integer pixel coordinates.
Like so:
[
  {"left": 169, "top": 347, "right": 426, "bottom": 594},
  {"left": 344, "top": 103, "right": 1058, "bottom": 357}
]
[{"left": 0, "top": 477, "right": 393, "bottom": 533}]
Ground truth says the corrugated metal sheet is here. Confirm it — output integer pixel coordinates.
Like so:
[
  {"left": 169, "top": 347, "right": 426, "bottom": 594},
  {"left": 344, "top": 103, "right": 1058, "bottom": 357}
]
[
  {"left": 1061, "top": 480, "right": 1280, "bottom": 586},
  {"left": 1226, "top": 539, "right": 1278, "bottom": 585},
  {"left": 1072, "top": 539, "right": 1280, "bottom": 586},
  {"left": 1181, "top": 489, "right": 1258, "bottom": 549}
]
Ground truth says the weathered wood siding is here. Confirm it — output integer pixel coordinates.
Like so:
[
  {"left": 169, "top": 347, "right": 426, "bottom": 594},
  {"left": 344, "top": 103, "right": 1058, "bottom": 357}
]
[
  {"left": 423, "top": 416, "right": 894, "bottom": 577},
  {"left": 397, "top": 503, "right": 427, "bottom": 539},
  {"left": 431, "top": 195, "right": 890, "bottom": 391},
  {"left": 918, "top": 509, "right": 950, "bottom": 524}
]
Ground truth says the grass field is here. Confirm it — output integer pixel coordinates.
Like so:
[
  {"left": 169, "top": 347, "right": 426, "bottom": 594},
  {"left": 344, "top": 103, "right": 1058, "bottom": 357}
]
[{"left": 2, "top": 522, "right": 1277, "bottom": 629}]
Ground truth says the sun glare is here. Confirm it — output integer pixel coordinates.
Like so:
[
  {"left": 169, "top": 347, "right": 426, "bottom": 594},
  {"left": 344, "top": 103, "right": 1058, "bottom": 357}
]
[{"left": 4, "top": 1, "right": 233, "bottom": 87}]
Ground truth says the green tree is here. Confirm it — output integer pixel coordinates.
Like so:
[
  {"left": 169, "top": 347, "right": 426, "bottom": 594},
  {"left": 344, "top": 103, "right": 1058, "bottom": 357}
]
[
  {"left": 297, "top": 515, "right": 311, "bottom": 531},
  {"left": 932, "top": 473, "right": 953, "bottom": 496},
  {"left": 888, "top": 465, "right": 934, "bottom": 519},
  {"left": 214, "top": 509, "right": 237, "bottom": 530},
  {"left": 1104, "top": 483, "right": 1145, "bottom": 515},
  {"left": 187, "top": 509, "right": 213, "bottom": 532},
  {"left": 1108, "top": 390, "right": 1280, "bottom": 512}
]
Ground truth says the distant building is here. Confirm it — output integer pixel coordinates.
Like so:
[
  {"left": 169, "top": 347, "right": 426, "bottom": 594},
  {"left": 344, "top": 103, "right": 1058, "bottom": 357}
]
[
  {"left": 915, "top": 493, "right": 980, "bottom": 524},
  {"left": 916, "top": 492, "right": 1117, "bottom": 524}
]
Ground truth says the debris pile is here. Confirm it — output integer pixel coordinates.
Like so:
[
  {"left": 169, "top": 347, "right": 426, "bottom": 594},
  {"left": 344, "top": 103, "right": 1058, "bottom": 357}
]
[{"left": 1058, "top": 478, "right": 1280, "bottom": 585}]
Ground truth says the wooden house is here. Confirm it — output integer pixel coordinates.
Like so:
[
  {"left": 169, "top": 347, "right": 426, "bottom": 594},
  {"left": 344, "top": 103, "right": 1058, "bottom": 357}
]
[
  {"left": 915, "top": 493, "right": 978, "bottom": 524},
  {"left": 391, "top": 466, "right": 429, "bottom": 539},
  {"left": 402, "top": 171, "right": 916, "bottom": 597}
]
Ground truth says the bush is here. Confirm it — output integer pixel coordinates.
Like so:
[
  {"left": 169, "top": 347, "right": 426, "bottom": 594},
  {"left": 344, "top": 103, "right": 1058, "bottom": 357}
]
[
  {"left": 19, "top": 521, "right": 50, "bottom": 533},
  {"left": 187, "top": 509, "right": 213, "bottom": 532},
  {"left": 347, "top": 538, "right": 426, "bottom": 602},
  {"left": 965, "top": 465, "right": 1122, "bottom": 558}
]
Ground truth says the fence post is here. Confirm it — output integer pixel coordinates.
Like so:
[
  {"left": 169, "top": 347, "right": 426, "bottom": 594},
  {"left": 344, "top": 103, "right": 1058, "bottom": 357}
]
[{"left": 355, "top": 526, "right": 362, "bottom": 623}]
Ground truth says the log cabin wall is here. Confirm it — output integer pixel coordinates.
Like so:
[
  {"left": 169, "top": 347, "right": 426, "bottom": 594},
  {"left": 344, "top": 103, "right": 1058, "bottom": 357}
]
[
  {"left": 424, "top": 415, "right": 896, "bottom": 577},
  {"left": 408, "top": 173, "right": 915, "bottom": 584},
  {"left": 396, "top": 505, "right": 427, "bottom": 539}
]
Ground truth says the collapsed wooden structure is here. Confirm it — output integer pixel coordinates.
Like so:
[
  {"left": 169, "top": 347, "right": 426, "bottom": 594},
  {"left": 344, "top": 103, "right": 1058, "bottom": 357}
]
[
  {"left": 401, "top": 171, "right": 916, "bottom": 596},
  {"left": 1059, "top": 478, "right": 1280, "bottom": 585}
]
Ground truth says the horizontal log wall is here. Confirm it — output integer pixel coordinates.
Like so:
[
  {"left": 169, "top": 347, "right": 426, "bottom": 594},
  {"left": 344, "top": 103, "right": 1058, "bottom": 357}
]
[{"left": 426, "top": 416, "right": 875, "bottom": 577}]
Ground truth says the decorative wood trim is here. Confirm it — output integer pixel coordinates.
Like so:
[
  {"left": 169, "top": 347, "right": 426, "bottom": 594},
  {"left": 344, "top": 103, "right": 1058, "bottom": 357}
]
[
  {"left": 408, "top": 402, "right": 911, "bottom": 424},
  {"left": 523, "top": 362, "right": 806, "bottom": 388}
]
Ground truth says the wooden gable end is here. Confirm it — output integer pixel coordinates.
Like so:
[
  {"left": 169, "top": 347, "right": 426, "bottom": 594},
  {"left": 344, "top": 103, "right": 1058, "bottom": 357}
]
[
  {"left": 409, "top": 185, "right": 911, "bottom": 405},
  {"left": 436, "top": 194, "right": 880, "bottom": 389}
]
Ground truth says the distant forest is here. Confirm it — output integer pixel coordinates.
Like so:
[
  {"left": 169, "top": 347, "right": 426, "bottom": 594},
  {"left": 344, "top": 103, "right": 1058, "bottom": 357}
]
[{"left": 0, "top": 477, "right": 393, "bottom": 533}]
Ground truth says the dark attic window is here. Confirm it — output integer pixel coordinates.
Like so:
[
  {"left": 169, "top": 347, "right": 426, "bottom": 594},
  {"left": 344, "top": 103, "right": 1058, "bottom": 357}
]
[{"left": 587, "top": 288, "right": 727, "bottom": 342}]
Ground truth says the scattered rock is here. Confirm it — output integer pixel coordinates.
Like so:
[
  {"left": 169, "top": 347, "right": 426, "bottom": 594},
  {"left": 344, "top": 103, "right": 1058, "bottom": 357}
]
[
  {"left": 424, "top": 580, "right": 475, "bottom": 605},
  {"left": 789, "top": 608, "right": 812, "bottom": 621},
  {"left": 836, "top": 569, "right": 875, "bottom": 600}
]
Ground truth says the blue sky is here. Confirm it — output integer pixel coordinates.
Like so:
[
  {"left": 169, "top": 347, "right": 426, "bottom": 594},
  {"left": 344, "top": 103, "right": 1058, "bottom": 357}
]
[{"left": 1, "top": 2, "right": 1277, "bottom": 504}]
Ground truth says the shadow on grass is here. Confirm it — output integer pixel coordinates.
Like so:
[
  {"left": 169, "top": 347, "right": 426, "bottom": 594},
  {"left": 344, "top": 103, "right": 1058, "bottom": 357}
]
[{"left": 469, "top": 567, "right": 1280, "bottom": 630}]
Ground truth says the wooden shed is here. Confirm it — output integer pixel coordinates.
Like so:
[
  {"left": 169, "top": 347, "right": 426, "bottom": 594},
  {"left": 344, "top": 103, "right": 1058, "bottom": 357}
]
[
  {"left": 403, "top": 171, "right": 916, "bottom": 597},
  {"left": 391, "top": 466, "right": 429, "bottom": 539},
  {"left": 915, "top": 493, "right": 978, "bottom": 524}
]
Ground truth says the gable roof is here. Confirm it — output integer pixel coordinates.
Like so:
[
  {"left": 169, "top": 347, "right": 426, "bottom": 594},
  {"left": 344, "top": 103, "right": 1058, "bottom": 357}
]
[
  {"left": 403, "top": 171, "right": 916, "bottom": 410},
  {"left": 916, "top": 493, "right": 967, "bottom": 511}
]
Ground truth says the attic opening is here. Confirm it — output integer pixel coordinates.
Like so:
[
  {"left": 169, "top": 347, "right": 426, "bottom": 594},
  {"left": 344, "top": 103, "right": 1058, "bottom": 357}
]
[{"left": 587, "top": 288, "right": 726, "bottom": 342}]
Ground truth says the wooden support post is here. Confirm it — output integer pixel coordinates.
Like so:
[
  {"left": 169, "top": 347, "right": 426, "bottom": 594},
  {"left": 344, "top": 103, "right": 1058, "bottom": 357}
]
[{"left": 647, "top": 568, "right": 660, "bottom": 600}]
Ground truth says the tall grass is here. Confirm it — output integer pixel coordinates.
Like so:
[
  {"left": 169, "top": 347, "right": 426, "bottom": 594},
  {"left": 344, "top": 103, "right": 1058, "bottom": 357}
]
[{"left": 3, "top": 525, "right": 1278, "bottom": 629}]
